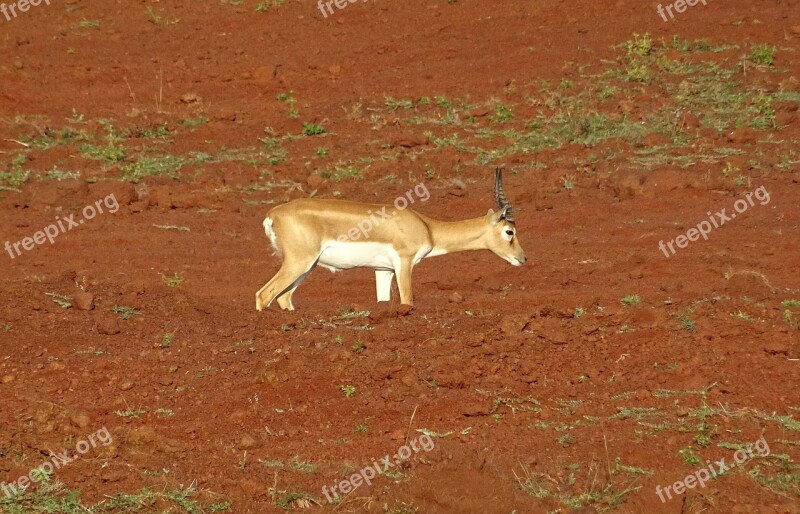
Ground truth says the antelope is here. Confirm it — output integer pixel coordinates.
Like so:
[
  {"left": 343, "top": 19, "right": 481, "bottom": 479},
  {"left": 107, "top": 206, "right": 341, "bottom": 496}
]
[{"left": 255, "top": 168, "right": 526, "bottom": 311}]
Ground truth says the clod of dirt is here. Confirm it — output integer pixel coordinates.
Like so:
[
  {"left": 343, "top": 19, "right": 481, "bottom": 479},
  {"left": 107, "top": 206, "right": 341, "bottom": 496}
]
[
  {"left": 226, "top": 411, "right": 245, "bottom": 425},
  {"left": 180, "top": 93, "right": 200, "bottom": 104},
  {"left": 368, "top": 308, "right": 392, "bottom": 324},
  {"left": 87, "top": 182, "right": 137, "bottom": 207},
  {"left": 124, "top": 281, "right": 146, "bottom": 295},
  {"left": 393, "top": 134, "right": 428, "bottom": 148},
  {"left": 435, "top": 371, "right": 465, "bottom": 389},
  {"left": 389, "top": 429, "right": 405, "bottom": 442},
  {"left": 239, "top": 480, "right": 263, "bottom": 498},
  {"left": 70, "top": 412, "right": 90, "bottom": 429},
  {"left": 96, "top": 317, "right": 121, "bottom": 335},
  {"left": 617, "top": 99, "right": 635, "bottom": 114},
  {"left": 30, "top": 180, "right": 89, "bottom": 207},
  {"left": 462, "top": 402, "right": 491, "bottom": 417},
  {"left": 629, "top": 308, "right": 657, "bottom": 328},
  {"left": 470, "top": 107, "right": 491, "bottom": 118},
  {"left": 100, "top": 469, "right": 126, "bottom": 483},
  {"left": 642, "top": 133, "right": 672, "bottom": 147},
  {"left": 73, "top": 291, "right": 94, "bottom": 311},
  {"left": 610, "top": 172, "right": 645, "bottom": 199},
  {"left": 157, "top": 190, "right": 202, "bottom": 209},
  {"left": 645, "top": 169, "right": 694, "bottom": 193},
  {"left": 307, "top": 174, "right": 324, "bottom": 188},
  {"left": 727, "top": 126, "right": 757, "bottom": 144},
  {"left": 527, "top": 315, "right": 569, "bottom": 342},
  {"left": 763, "top": 341, "right": 790, "bottom": 356},
  {"left": 213, "top": 111, "right": 237, "bottom": 122},
  {"left": 501, "top": 315, "right": 530, "bottom": 335},
  {"left": 400, "top": 374, "right": 417, "bottom": 387},
  {"left": 237, "top": 434, "right": 258, "bottom": 450},
  {"left": 724, "top": 270, "right": 776, "bottom": 299},
  {"left": 47, "top": 361, "right": 65, "bottom": 371},
  {"left": 119, "top": 380, "right": 134, "bottom": 391},
  {"left": 776, "top": 111, "right": 797, "bottom": 127},
  {"left": 134, "top": 183, "right": 149, "bottom": 200},
  {"left": 1, "top": 375, "right": 13, "bottom": 384},
  {"left": 448, "top": 292, "right": 464, "bottom": 303},
  {"left": 127, "top": 425, "right": 157, "bottom": 446},
  {"left": 774, "top": 100, "right": 799, "bottom": 113},
  {"left": 396, "top": 304, "right": 414, "bottom": 316},
  {"left": 681, "top": 112, "right": 701, "bottom": 130}
]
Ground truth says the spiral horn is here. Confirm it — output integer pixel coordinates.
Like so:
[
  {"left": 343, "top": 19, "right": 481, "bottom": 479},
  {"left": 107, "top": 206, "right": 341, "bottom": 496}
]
[{"left": 494, "top": 167, "right": 515, "bottom": 222}]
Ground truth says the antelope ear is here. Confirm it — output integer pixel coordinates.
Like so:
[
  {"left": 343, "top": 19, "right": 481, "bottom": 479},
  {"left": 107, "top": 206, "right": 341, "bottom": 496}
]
[{"left": 490, "top": 207, "right": 507, "bottom": 225}]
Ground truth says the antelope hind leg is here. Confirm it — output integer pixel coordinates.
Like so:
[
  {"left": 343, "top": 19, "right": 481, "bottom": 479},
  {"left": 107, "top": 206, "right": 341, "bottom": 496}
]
[{"left": 375, "top": 270, "right": 395, "bottom": 302}]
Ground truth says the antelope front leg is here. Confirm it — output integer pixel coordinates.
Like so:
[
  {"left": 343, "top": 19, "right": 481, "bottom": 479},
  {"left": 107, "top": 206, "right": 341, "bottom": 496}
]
[{"left": 395, "top": 260, "right": 414, "bottom": 306}]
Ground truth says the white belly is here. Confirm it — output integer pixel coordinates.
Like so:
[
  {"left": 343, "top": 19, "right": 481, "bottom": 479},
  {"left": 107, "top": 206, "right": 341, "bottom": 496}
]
[{"left": 318, "top": 241, "right": 398, "bottom": 271}]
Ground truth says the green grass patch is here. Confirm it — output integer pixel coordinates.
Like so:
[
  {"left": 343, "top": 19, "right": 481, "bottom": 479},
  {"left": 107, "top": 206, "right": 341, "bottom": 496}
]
[
  {"left": 1, "top": 155, "right": 31, "bottom": 190},
  {"left": 0, "top": 481, "right": 232, "bottom": 513},
  {"left": 385, "top": 96, "right": 414, "bottom": 110},
  {"left": 112, "top": 305, "right": 141, "bottom": 320},
  {"left": 74, "top": 19, "right": 101, "bottom": 29},
  {"left": 621, "top": 295, "right": 641, "bottom": 306},
  {"left": 79, "top": 142, "right": 126, "bottom": 164},
  {"left": 180, "top": 116, "right": 209, "bottom": 127},
  {"left": 256, "top": 0, "right": 287, "bottom": 12},
  {"left": 676, "top": 313, "right": 696, "bottom": 332},
  {"left": 318, "top": 163, "right": 364, "bottom": 182},
  {"left": 120, "top": 152, "right": 210, "bottom": 182},
  {"left": 145, "top": 6, "right": 180, "bottom": 25},
  {"left": 301, "top": 122, "right": 325, "bottom": 136},
  {"left": 749, "top": 43, "right": 776, "bottom": 66},
  {"left": 516, "top": 462, "right": 640, "bottom": 510},
  {"left": 45, "top": 292, "right": 73, "bottom": 309}
]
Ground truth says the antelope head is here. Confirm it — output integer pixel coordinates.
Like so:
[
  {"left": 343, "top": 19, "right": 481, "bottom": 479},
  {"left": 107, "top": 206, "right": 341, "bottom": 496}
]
[{"left": 487, "top": 168, "right": 527, "bottom": 266}]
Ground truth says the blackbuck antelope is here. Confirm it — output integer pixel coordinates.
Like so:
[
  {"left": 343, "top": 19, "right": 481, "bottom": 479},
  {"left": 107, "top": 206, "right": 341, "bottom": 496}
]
[{"left": 255, "top": 169, "right": 526, "bottom": 311}]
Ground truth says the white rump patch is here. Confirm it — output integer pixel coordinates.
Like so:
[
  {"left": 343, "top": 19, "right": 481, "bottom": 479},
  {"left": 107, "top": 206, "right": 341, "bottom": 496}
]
[{"left": 263, "top": 217, "right": 280, "bottom": 257}]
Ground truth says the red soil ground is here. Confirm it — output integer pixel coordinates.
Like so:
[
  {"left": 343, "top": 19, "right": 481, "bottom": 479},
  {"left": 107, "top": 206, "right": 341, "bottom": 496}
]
[{"left": 1, "top": 1, "right": 799, "bottom": 513}]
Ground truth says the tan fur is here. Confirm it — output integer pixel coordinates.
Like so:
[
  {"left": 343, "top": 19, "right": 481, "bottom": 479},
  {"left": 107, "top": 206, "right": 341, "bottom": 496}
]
[{"left": 255, "top": 198, "right": 526, "bottom": 311}]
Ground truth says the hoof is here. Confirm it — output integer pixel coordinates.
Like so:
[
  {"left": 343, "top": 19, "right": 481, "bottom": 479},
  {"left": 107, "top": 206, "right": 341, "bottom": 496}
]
[{"left": 396, "top": 304, "right": 414, "bottom": 316}]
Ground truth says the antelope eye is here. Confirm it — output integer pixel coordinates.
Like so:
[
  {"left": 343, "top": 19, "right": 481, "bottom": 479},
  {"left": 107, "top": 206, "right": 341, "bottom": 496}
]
[{"left": 505, "top": 230, "right": 514, "bottom": 236}]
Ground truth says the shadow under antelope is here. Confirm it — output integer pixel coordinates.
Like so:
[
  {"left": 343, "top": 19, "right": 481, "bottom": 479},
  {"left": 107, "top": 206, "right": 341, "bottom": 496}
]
[{"left": 255, "top": 168, "right": 526, "bottom": 311}]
